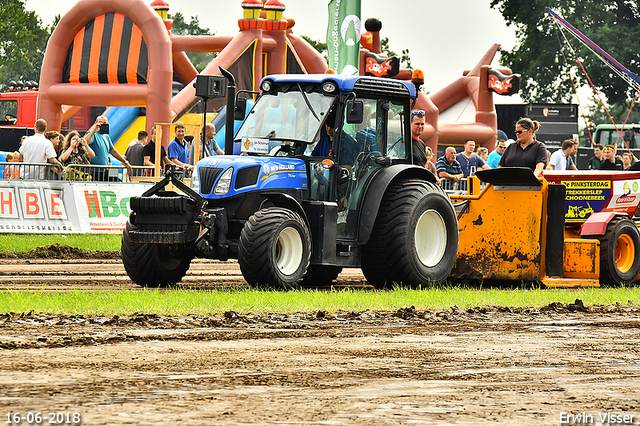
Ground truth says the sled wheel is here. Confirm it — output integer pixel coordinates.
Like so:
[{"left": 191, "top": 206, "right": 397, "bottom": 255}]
[
  {"left": 121, "top": 221, "right": 192, "bottom": 287},
  {"left": 238, "top": 208, "right": 311, "bottom": 289},
  {"left": 597, "top": 217, "right": 640, "bottom": 285},
  {"left": 362, "top": 179, "right": 458, "bottom": 289},
  {"left": 300, "top": 265, "right": 343, "bottom": 288}
]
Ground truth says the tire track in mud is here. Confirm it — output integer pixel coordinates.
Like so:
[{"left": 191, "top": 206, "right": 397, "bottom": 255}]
[{"left": 0, "top": 259, "right": 367, "bottom": 291}]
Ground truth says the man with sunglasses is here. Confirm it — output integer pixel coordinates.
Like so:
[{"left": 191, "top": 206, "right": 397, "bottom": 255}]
[
  {"left": 599, "top": 144, "right": 623, "bottom": 170},
  {"left": 410, "top": 110, "right": 429, "bottom": 168},
  {"left": 487, "top": 139, "right": 508, "bottom": 168}
]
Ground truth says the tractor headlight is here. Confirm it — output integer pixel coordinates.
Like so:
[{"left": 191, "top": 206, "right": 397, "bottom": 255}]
[
  {"left": 214, "top": 167, "right": 234, "bottom": 195},
  {"left": 322, "top": 82, "right": 338, "bottom": 94},
  {"left": 261, "top": 80, "right": 273, "bottom": 92},
  {"left": 190, "top": 165, "right": 199, "bottom": 191}
]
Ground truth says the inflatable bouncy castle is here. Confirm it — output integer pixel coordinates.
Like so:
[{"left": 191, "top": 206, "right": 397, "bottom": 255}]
[{"left": 36, "top": 0, "right": 517, "bottom": 154}]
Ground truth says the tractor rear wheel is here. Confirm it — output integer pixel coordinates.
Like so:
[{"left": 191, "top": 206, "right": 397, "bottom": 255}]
[
  {"left": 596, "top": 217, "right": 640, "bottom": 285},
  {"left": 238, "top": 208, "right": 311, "bottom": 289},
  {"left": 121, "top": 221, "right": 192, "bottom": 287},
  {"left": 362, "top": 179, "right": 458, "bottom": 289}
]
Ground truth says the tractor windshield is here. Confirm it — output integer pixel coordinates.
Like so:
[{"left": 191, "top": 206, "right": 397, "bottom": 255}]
[{"left": 235, "top": 91, "right": 336, "bottom": 146}]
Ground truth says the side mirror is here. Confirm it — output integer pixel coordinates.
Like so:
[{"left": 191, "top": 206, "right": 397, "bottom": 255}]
[
  {"left": 345, "top": 100, "right": 364, "bottom": 124},
  {"left": 337, "top": 167, "right": 350, "bottom": 184},
  {"left": 234, "top": 97, "right": 247, "bottom": 121}
]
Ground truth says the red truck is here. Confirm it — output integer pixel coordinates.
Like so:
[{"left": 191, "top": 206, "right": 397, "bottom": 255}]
[{"left": 0, "top": 89, "right": 95, "bottom": 152}]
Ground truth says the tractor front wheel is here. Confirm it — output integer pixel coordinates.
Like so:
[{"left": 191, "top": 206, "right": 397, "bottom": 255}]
[{"left": 238, "top": 208, "right": 311, "bottom": 289}]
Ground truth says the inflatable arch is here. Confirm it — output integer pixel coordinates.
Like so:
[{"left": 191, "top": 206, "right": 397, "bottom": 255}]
[
  {"left": 167, "top": 0, "right": 328, "bottom": 125},
  {"left": 412, "top": 44, "right": 516, "bottom": 154},
  {"left": 37, "top": 0, "right": 172, "bottom": 138},
  {"left": 37, "top": 0, "right": 328, "bottom": 149},
  {"left": 358, "top": 19, "right": 515, "bottom": 154}
]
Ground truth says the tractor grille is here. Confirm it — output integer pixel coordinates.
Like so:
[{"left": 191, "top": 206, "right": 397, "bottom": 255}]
[
  {"left": 199, "top": 167, "right": 223, "bottom": 195},
  {"left": 353, "top": 79, "right": 410, "bottom": 98},
  {"left": 235, "top": 166, "right": 260, "bottom": 190}
]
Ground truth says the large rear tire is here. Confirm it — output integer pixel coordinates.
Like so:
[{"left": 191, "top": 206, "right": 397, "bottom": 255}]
[
  {"left": 238, "top": 208, "right": 311, "bottom": 289},
  {"left": 121, "top": 221, "right": 192, "bottom": 287},
  {"left": 362, "top": 179, "right": 458, "bottom": 289},
  {"left": 596, "top": 217, "right": 640, "bottom": 285}
]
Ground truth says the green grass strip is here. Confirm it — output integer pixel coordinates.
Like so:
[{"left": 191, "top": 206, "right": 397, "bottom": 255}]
[
  {"left": 1, "top": 286, "right": 639, "bottom": 316},
  {"left": 0, "top": 234, "right": 121, "bottom": 253}
]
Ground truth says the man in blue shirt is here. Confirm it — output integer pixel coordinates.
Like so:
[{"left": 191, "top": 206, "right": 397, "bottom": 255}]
[
  {"left": 167, "top": 121, "right": 194, "bottom": 173},
  {"left": 84, "top": 115, "right": 132, "bottom": 180},
  {"left": 487, "top": 139, "right": 508, "bottom": 168},
  {"left": 456, "top": 138, "right": 490, "bottom": 177}
]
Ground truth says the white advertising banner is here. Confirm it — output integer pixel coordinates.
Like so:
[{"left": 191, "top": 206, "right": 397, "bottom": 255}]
[{"left": 0, "top": 180, "right": 154, "bottom": 234}]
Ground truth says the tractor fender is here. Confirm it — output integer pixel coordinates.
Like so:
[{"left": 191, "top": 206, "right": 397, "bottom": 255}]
[
  {"left": 357, "top": 165, "right": 438, "bottom": 245},
  {"left": 581, "top": 212, "right": 628, "bottom": 236},
  {"left": 259, "top": 192, "right": 310, "bottom": 230}
]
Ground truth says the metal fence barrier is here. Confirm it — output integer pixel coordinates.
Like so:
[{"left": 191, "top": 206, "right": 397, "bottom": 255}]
[
  {"left": 0, "top": 162, "right": 189, "bottom": 182},
  {"left": 441, "top": 177, "right": 486, "bottom": 195},
  {"left": 441, "top": 178, "right": 467, "bottom": 195},
  {"left": 0, "top": 162, "right": 63, "bottom": 180}
]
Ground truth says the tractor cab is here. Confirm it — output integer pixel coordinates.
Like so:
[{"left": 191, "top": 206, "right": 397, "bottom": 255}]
[{"left": 234, "top": 74, "right": 418, "bottom": 240}]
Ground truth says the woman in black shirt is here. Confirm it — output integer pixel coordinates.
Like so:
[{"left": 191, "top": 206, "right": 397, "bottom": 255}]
[{"left": 498, "top": 118, "right": 548, "bottom": 177}]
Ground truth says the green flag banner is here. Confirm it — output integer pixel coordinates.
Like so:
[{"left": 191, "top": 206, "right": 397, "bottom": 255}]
[{"left": 327, "top": 0, "right": 362, "bottom": 75}]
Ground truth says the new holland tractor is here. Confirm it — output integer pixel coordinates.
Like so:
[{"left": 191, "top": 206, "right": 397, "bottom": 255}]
[{"left": 121, "top": 73, "right": 458, "bottom": 289}]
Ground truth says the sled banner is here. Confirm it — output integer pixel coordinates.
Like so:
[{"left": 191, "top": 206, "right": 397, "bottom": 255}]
[
  {"left": 327, "top": 0, "right": 362, "bottom": 75},
  {"left": 0, "top": 180, "right": 153, "bottom": 233}
]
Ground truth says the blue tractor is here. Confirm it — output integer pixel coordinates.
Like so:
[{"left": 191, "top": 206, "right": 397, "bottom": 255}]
[{"left": 121, "top": 73, "right": 458, "bottom": 289}]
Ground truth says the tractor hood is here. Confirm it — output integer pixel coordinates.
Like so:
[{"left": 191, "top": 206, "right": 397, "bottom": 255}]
[{"left": 192, "top": 156, "right": 308, "bottom": 199}]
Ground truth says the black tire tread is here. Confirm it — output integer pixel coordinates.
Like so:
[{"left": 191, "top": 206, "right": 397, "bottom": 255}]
[
  {"left": 362, "top": 179, "right": 457, "bottom": 288},
  {"left": 121, "top": 222, "right": 192, "bottom": 287},
  {"left": 130, "top": 195, "right": 195, "bottom": 214}
]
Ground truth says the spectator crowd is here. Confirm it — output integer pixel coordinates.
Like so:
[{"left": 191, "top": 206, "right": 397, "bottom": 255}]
[
  {"left": 7, "top": 113, "right": 640, "bottom": 187},
  {"left": 1, "top": 118, "right": 215, "bottom": 181},
  {"left": 409, "top": 111, "right": 640, "bottom": 188}
]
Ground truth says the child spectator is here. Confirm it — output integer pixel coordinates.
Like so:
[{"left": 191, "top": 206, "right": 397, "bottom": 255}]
[
  {"left": 4, "top": 151, "right": 22, "bottom": 179},
  {"left": 45, "top": 131, "right": 63, "bottom": 158}
]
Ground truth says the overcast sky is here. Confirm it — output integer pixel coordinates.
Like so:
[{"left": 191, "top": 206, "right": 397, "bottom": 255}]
[{"left": 25, "top": 0, "right": 521, "bottom": 98}]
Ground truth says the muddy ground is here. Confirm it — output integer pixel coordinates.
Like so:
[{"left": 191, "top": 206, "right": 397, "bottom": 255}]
[{"left": 1, "top": 249, "right": 640, "bottom": 425}]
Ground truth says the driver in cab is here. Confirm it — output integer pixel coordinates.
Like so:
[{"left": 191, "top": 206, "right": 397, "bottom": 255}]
[{"left": 311, "top": 110, "right": 357, "bottom": 165}]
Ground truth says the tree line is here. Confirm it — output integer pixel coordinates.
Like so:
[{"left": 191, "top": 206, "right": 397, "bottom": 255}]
[{"left": 491, "top": 0, "right": 640, "bottom": 122}]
